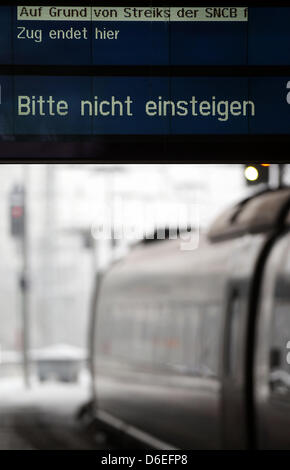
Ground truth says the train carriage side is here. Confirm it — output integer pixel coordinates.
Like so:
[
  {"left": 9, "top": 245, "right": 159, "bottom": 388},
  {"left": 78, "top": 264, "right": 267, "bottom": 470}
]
[{"left": 91, "top": 188, "right": 290, "bottom": 450}]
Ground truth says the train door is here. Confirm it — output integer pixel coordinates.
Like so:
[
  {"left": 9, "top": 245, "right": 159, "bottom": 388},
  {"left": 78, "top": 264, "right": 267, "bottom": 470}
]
[
  {"left": 221, "top": 235, "right": 266, "bottom": 449},
  {"left": 222, "top": 280, "right": 248, "bottom": 449},
  {"left": 254, "top": 230, "right": 290, "bottom": 449}
]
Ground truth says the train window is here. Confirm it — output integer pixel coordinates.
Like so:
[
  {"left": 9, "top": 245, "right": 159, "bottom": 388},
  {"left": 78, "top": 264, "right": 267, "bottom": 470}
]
[
  {"left": 135, "top": 303, "right": 151, "bottom": 364},
  {"left": 97, "top": 300, "right": 221, "bottom": 376},
  {"left": 182, "top": 304, "right": 220, "bottom": 378},
  {"left": 162, "top": 310, "right": 178, "bottom": 368},
  {"left": 226, "top": 289, "right": 241, "bottom": 378},
  {"left": 153, "top": 304, "right": 168, "bottom": 366},
  {"left": 118, "top": 308, "right": 133, "bottom": 359},
  {"left": 183, "top": 307, "right": 202, "bottom": 375},
  {"left": 201, "top": 305, "right": 220, "bottom": 377},
  {"left": 171, "top": 309, "right": 184, "bottom": 368},
  {"left": 131, "top": 308, "right": 143, "bottom": 361},
  {"left": 142, "top": 305, "right": 154, "bottom": 364}
]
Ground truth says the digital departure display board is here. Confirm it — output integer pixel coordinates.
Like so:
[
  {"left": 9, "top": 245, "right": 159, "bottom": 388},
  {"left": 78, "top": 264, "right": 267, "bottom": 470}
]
[
  {"left": 11, "top": 6, "right": 249, "bottom": 66},
  {"left": 0, "top": 6, "right": 288, "bottom": 66},
  {"left": 1, "top": 76, "right": 290, "bottom": 135},
  {"left": 0, "top": 4, "right": 289, "bottom": 161}
]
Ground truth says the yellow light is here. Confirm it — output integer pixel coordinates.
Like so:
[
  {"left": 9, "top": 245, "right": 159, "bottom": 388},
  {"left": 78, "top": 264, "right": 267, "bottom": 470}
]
[{"left": 245, "top": 165, "right": 259, "bottom": 181}]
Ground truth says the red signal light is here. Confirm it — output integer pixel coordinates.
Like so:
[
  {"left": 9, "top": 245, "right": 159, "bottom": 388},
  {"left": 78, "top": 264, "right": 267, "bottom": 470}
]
[{"left": 11, "top": 206, "right": 24, "bottom": 218}]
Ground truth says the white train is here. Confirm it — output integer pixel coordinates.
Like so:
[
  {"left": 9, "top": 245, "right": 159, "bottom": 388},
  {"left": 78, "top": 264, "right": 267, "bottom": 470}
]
[{"left": 88, "top": 188, "right": 290, "bottom": 449}]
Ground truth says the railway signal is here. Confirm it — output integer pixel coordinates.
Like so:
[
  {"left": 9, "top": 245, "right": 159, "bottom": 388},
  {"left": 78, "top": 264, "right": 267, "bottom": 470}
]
[
  {"left": 9, "top": 184, "right": 25, "bottom": 237},
  {"left": 244, "top": 164, "right": 270, "bottom": 186},
  {"left": 9, "top": 181, "right": 30, "bottom": 388}
]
